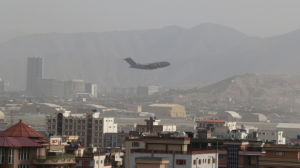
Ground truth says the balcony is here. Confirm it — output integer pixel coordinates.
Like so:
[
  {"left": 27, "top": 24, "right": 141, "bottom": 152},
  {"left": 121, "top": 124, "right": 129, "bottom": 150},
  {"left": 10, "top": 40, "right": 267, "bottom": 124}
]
[
  {"left": 32, "top": 154, "right": 76, "bottom": 165},
  {"left": 239, "top": 151, "right": 263, "bottom": 156},
  {"left": 131, "top": 149, "right": 216, "bottom": 155},
  {"left": 259, "top": 157, "right": 300, "bottom": 163}
]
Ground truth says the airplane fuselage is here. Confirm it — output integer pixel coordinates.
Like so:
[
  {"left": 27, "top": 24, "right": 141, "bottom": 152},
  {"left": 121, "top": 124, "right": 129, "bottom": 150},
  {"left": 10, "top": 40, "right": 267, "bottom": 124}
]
[{"left": 129, "top": 61, "right": 170, "bottom": 70}]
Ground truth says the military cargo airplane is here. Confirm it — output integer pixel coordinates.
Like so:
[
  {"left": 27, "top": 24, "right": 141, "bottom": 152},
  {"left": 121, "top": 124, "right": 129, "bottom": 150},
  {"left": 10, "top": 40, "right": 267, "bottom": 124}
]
[{"left": 124, "top": 57, "right": 170, "bottom": 70}]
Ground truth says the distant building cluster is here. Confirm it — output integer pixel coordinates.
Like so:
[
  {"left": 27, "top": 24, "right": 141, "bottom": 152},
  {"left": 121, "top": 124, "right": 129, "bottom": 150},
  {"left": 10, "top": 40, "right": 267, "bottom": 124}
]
[
  {"left": 112, "top": 85, "right": 160, "bottom": 95},
  {"left": 26, "top": 57, "right": 97, "bottom": 98}
]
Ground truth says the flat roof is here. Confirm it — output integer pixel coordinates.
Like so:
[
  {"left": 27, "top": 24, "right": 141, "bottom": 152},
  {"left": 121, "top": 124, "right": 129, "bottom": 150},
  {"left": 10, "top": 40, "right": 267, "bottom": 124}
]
[
  {"left": 276, "top": 123, "right": 300, "bottom": 129},
  {"left": 149, "top": 104, "right": 181, "bottom": 107}
]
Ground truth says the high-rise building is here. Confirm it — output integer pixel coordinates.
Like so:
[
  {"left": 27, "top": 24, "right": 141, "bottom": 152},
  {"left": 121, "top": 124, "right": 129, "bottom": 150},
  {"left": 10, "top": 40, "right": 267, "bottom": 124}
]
[
  {"left": 137, "top": 85, "right": 160, "bottom": 95},
  {"left": 26, "top": 57, "right": 44, "bottom": 96},
  {"left": 0, "top": 78, "right": 9, "bottom": 92},
  {"left": 85, "top": 83, "right": 98, "bottom": 98},
  {"left": 46, "top": 110, "right": 117, "bottom": 147},
  {"left": 64, "top": 79, "right": 86, "bottom": 97},
  {"left": 36, "top": 79, "right": 65, "bottom": 97}
]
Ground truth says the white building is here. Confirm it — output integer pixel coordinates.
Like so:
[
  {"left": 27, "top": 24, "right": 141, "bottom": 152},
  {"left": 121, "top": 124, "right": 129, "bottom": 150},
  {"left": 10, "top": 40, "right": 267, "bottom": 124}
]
[
  {"left": 254, "top": 130, "right": 286, "bottom": 144},
  {"left": 196, "top": 118, "right": 236, "bottom": 138}
]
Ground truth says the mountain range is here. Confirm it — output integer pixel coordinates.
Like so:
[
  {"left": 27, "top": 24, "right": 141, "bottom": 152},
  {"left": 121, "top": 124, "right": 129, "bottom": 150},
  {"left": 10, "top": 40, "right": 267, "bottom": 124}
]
[{"left": 1, "top": 23, "right": 300, "bottom": 90}]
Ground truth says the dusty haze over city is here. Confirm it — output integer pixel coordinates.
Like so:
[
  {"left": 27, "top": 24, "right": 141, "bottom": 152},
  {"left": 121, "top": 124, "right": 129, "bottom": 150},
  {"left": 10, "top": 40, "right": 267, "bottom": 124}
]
[{"left": 2, "top": 1, "right": 300, "bottom": 168}]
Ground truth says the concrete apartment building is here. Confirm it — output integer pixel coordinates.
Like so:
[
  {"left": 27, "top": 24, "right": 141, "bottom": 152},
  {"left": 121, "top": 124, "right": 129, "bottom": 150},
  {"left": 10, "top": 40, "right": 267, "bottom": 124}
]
[
  {"left": 103, "top": 132, "right": 129, "bottom": 148},
  {"left": 259, "top": 144, "right": 300, "bottom": 167},
  {"left": 46, "top": 110, "right": 117, "bottom": 147},
  {"left": 136, "top": 117, "right": 176, "bottom": 134},
  {"left": 36, "top": 78, "right": 65, "bottom": 97},
  {"left": 218, "top": 140, "right": 264, "bottom": 168},
  {"left": 128, "top": 136, "right": 217, "bottom": 168},
  {"left": 64, "top": 79, "right": 86, "bottom": 97},
  {"left": 147, "top": 104, "right": 186, "bottom": 118},
  {"left": 26, "top": 57, "right": 44, "bottom": 96},
  {"left": 125, "top": 136, "right": 145, "bottom": 168}
]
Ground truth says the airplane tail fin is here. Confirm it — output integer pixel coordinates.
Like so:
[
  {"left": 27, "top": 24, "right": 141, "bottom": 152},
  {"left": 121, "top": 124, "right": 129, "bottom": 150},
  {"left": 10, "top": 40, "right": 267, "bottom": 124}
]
[{"left": 124, "top": 57, "right": 137, "bottom": 66}]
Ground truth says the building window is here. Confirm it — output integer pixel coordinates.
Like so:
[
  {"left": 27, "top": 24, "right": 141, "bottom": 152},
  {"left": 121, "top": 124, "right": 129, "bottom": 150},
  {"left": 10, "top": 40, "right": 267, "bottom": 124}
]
[
  {"left": 193, "top": 160, "right": 196, "bottom": 165},
  {"left": 132, "top": 142, "right": 140, "bottom": 147},
  {"left": 70, "top": 119, "right": 73, "bottom": 123},
  {"left": 19, "top": 148, "right": 29, "bottom": 160},
  {"left": 65, "top": 132, "right": 68, "bottom": 135},
  {"left": 69, "top": 132, "right": 72, "bottom": 135},
  {"left": 82, "top": 126, "right": 85, "bottom": 130},
  {"left": 65, "top": 125, "right": 68, "bottom": 129},
  {"left": 276, "top": 152, "right": 284, "bottom": 156},
  {"left": 95, "top": 133, "right": 98, "bottom": 137},
  {"left": 219, "top": 155, "right": 223, "bottom": 159},
  {"left": 251, "top": 156, "right": 255, "bottom": 160},
  {"left": 82, "top": 160, "right": 90, "bottom": 166},
  {"left": 18, "top": 165, "right": 29, "bottom": 168},
  {"left": 213, "top": 158, "right": 215, "bottom": 163},
  {"left": 100, "top": 120, "right": 103, "bottom": 124},
  {"left": 198, "top": 159, "right": 201, "bottom": 164},
  {"left": 0, "top": 148, "right": 4, "bottom": 164},
  {"left": 95, "top": 126, "right": 98, "bottom": 130},
  {"left": 208, "top": 159, "right": 210, "bottom": 164},
  {"left": 48, "top": 119, "right": 51, "bottom": 122},
  {"left": 78, "top": 120, "right": 81, "bottom": 123},
  {"left": 48, "top": 125, "right": 51, "bottom": 129},
  {"left": 70, "top": 125, "right": 73, "bottom": 129},
  {"left": 78, "top": 132, "right": 81, "bottom": 136},
  {"left": 82, "top": 120, "right": 85, "bottom": 124},
  {"left": 53, "top": 119, "right": 56, "bottom": 122},
  {"left": 65, "top": 119, "right": 68, "bottom": 123},
  {"left": 95, "top": 120, "right": 98, "bottom": 124},
  {"left": 176, "top": 159, "right": 186, "bottom": 165},
  {"left": 78, "top": 126, "right": 81, "bottom": 130},
  {"left": 8, "top": 148, "right": 13, "bottom": 164},
  {"left": 82, "top": 132, "right": 85, "bottom": 136},
  {"left": 94, "top": 139, "right": 98, "bottom": 143},
  {"left": 52, "top": 125, "right": 55, "bottom": 129}
]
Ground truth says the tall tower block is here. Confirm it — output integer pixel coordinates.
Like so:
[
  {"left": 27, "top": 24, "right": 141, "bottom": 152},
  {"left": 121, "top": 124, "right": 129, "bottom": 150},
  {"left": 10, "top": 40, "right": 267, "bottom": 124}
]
[{"left": 26, "top": 57, "right": 44, "bottom": 96}]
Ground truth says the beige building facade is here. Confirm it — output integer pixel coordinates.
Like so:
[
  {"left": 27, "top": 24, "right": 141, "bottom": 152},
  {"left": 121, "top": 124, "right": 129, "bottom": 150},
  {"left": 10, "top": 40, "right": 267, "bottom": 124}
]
[
  {"left": 46, "top": 110, "right": 117, "bottom": 147},
  {"left": 147, "top": 104, "right": 186, "bottom": 118}
]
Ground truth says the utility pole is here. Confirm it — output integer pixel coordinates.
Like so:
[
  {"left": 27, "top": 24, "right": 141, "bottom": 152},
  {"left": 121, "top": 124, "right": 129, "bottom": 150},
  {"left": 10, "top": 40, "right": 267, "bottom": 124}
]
[{"left": 10, "top": 110, "right": 14, "bottom": 126}]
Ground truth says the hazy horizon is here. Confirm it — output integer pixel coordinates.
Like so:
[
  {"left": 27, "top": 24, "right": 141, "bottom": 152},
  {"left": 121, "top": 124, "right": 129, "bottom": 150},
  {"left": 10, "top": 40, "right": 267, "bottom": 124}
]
[{"left": 1, "top": 0, "right": 300, "bottom": 37}]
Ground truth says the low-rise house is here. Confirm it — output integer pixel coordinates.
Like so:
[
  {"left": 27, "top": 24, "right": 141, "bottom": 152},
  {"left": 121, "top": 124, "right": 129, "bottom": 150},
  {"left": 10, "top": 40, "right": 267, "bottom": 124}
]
[
  {"left": 259, "top": 144, "right": 300, "bottom": 167},
  {"left": 136, "top": 117, "right": 176, "bottom": 134},
  {"left": 0, "top": 120, "right": 77, "bottom": 168}
]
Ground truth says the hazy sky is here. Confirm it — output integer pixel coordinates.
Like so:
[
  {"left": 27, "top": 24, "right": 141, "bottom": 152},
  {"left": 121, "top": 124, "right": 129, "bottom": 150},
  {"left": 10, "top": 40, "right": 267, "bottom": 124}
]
[{"left": 1, "top": 0, "right": 300, "bottom": 37}]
